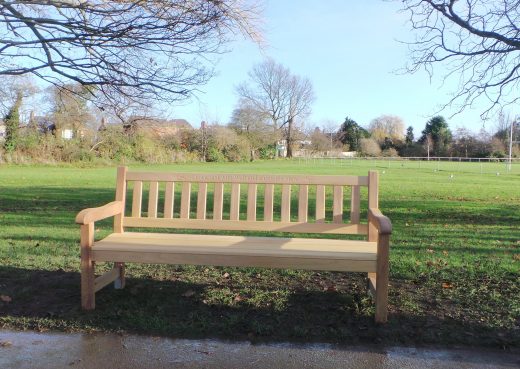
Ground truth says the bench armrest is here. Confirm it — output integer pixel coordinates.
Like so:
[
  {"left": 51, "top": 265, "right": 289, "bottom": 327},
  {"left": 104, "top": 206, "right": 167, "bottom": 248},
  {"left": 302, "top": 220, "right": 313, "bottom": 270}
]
[
  {"left": 75, "top": 201, "right": 124, "bottom": 225},
  {"left": 368, "top": 208, "right": 392, "bottom": 235}
]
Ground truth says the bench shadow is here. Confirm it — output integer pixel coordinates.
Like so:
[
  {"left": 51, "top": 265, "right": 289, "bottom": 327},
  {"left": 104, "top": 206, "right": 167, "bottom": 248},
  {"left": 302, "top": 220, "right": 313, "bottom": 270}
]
[{"left": 0, "top": 266, "right": 517, "bottom": 349}]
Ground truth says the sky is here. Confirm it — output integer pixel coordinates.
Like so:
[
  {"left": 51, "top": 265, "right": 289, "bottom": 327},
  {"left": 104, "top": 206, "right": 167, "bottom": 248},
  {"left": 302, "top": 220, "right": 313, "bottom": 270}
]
[{"left": 166, "top": 0, "right": 500, "bottom": 135}]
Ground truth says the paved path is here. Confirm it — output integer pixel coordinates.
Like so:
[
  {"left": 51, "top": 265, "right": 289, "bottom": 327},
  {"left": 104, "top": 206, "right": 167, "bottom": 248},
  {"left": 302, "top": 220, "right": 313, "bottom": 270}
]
[{"left": 0, "top": 330, "right": 518, "bottom": 369}]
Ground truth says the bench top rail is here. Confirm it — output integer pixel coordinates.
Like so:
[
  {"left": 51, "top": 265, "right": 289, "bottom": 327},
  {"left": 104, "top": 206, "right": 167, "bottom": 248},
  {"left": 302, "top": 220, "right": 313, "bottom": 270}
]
[{"left": 125, "top": 172, "right": 369, "bottom": 186}]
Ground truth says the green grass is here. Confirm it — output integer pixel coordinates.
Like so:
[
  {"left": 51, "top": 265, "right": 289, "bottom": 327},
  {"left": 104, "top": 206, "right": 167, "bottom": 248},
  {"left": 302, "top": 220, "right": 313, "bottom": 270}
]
[{"left": 0, "top": 161, "right": 519, "bottom": 348}]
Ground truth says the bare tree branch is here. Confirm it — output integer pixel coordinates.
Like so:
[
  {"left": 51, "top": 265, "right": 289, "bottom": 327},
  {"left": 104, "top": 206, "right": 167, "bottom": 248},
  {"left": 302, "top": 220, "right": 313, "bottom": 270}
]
[
  {"left": 398, "top": 0, "right": 520, "bottom": 119},
  {"left": 0, "top": 0, "right": 262, "bottom": 106}
]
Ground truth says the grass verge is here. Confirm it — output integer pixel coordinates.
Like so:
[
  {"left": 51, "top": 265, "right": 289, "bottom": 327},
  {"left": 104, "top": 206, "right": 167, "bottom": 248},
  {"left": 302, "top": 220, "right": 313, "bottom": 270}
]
[{"left": 0, "top": 161, "right": 518, "bottom": 348}]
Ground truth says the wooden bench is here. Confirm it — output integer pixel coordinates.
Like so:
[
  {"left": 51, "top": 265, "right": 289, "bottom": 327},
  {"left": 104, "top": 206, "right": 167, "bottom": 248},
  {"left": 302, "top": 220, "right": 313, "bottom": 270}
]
[{"left": 76, "top": 167, "right": 392, "bottom": 323}]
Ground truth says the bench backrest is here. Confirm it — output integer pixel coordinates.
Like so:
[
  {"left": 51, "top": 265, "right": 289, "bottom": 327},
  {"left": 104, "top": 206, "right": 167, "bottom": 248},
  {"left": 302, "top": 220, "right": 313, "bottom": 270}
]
[{"left": 114, "top": 167, "right": 379, "bottom": 236}]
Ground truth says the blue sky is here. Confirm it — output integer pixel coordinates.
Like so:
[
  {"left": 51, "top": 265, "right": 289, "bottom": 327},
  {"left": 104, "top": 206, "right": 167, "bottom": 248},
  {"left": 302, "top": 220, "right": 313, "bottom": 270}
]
[{"left": 167, "top": 0, "right": 496, "bottom": 135}]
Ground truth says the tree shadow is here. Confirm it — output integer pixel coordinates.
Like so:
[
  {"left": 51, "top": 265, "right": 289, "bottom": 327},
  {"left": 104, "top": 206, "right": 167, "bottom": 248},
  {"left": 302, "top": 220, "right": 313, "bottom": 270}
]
[{"left": 0, "top": 266, "right": 517, "bottom": 348}]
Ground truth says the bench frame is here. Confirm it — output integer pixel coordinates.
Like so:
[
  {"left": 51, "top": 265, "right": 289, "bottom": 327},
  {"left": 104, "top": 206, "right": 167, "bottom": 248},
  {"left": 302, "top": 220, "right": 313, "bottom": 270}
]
[{"left": 76, "top": 167, "right": 391, "bottom": 323}]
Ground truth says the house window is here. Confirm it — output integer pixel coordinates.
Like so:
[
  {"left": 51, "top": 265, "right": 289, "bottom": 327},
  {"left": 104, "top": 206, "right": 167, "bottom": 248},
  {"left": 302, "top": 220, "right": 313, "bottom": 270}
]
[{"left": 61, "top": 129, "right": 73, "bottom": 140}]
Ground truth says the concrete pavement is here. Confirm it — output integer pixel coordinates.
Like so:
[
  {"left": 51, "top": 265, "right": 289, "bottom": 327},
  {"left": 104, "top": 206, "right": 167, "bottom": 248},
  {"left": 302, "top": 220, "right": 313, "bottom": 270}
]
[{"left": 0, "top": 330, "right": 518, "bottom": 369}]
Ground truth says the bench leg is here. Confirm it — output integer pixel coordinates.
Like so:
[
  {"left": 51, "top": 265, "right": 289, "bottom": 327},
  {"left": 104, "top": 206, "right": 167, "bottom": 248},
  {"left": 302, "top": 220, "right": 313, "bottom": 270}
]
[
  {"left": 374, "top": 234, "right": 390, "bottom": 323},
  {"left": 114, "top": 262, "right": 126, "bottom": 289},
  {"left": 80, "top": 224, "right": 95, "bottom": 310}
]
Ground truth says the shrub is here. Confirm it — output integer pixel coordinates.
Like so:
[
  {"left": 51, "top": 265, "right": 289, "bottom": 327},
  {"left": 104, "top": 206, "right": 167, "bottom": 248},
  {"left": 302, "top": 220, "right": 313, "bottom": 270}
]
[
  {"left": 258, "top": 144, "right": 277, "bottom": 159},
  {"left": 206, "top": 146, "right": 226, "bottom": 162},
  {"left": 382, "top": 148, "right": 399, "bottom": 157},
  {"left": 359, "top": 138, "right": 381, "bottom": 157}
]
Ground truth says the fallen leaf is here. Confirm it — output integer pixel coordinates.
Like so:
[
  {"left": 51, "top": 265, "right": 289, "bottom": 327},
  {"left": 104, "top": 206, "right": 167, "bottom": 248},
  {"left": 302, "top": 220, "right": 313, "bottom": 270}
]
[
  {"left": 442, "top": 282, "right": 453, "bottom": 289},
  {"left": 0, "top": 295, "right": 12, "bottom": 303},
  {"left": 323, "top": 285, "right": 337, "bottom": 292},
  {"left": 182, "top": 289, "right": 195, "bottom": 297},
  {"left": 222, "top": 272, "right": 230, "bottom": 279}
]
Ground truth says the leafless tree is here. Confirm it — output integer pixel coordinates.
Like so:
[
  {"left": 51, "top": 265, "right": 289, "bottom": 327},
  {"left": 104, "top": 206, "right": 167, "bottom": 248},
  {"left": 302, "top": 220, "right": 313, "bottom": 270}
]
[
  {"left": 0, "top": 0, "right": 262, "bottom": 107},
  {"left": 237, "top": 59, "right": 314, "bottom": 157},
  {"left": 398, "top": 0, "right": 520, "bottom": 118},
  {"left": 229, "top": 99, "right": 277, "bottom": 160}
]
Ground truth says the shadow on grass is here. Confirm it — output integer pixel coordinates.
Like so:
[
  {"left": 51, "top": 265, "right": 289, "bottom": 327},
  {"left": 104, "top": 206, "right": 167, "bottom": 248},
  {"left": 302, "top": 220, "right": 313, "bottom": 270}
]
[{"left": 0, "top": 266, "right": 518, "bottom": 348}]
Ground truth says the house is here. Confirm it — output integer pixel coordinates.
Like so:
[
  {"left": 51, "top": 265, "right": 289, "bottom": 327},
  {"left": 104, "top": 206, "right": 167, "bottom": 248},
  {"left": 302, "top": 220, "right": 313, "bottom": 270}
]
[
  {"left": 0, "top": 120, "right": 5, "bottom": 142},
  {"left": 124, "top": 117, "right": 193, "bottom": 138}
]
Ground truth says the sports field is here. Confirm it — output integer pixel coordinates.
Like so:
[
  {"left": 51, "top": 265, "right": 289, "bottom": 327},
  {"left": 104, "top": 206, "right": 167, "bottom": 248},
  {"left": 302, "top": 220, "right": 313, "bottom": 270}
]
[{"left": 0, "top": 161, "right": 518, "bottom": 347}]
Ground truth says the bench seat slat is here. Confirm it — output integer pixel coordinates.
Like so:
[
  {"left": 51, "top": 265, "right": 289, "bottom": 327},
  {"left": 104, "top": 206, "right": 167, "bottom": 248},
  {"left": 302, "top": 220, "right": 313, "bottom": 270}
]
[{"left": 91, "top": 233, "right": 377, "bottom": 272}]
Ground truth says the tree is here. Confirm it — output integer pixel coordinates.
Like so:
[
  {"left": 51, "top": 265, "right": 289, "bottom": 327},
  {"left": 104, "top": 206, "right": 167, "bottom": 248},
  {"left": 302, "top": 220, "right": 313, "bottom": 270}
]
[
  {"left": 0, "top": 1, "right": 261, "bottom": 106},
  {"left": 236, "top": 59, "right": 315, "bottom": 158},
  {"left": 1, "top": 76, "right": 36, "bottom": 152},
  {"left": 309, "top": 127, "right": 332, "bottom": 153},
  {"left": 228, "top": 100, "right": 278, "bottom": 160},
  {"left": 3, "top": 90, "right": 22, "bottom": 152},
  {"left": 419, "top": 116, "right": 452, "bottom": 156},
  {"left": 452, "top": 127, "right": 477, "bottom": 158},
  {"left": 336, "top": 117, "right": 369, "bottom": 152},
  {"left": 51, "top": 83, "right": 92, "bottom": 139},
  {"left": 399, "top": 0, "right": 520, "bottom": 118},
  {"left": 368, "top": 115, "right": 405, "bottom": 144},
  {"left": 405, "top": 126, "right": 414, "bottom": 145}
]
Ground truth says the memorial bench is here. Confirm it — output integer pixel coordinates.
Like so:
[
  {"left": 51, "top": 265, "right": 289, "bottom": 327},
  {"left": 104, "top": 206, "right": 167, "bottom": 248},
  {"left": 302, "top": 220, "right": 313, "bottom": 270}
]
[{"left": 76, "top": 167, "right": 392, "bottom": 323}]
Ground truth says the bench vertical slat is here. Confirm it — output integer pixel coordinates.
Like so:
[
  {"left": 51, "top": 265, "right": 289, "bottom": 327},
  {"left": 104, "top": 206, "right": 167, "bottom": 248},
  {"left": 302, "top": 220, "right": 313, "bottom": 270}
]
[
  {"left": 247, "top": 184, "right": 257, "bottom": 221},
  {"left": 264, "top": 184, "right": 274, "bottom": 222},
  {"left": 197, "top": 183, "right": 208, "bottom": 220},
  {"left": 230, "top": 183, "right": 241, "bottom": 221},
  {"left": 333, "top": 185, "right": 343, "bottom": 224},
  {"left": 132, "top": 181, "right": 143, "bottom": 218},
  {"left": 148, "top": 181, "right": 159, "bottom": 218},
  {"left": 213, "top": 183, "right": 224, "bottom": 220},
  {"left": 281, "top": 185, "right": 291, "bottom": 222},
  {"left": 350, "top": 186, "right": 360, "bottom": 224},
  {"left": 164, "top": 182, "right": 174, "bottom": 219},
  {"left": 180, "top": 182, "right": 191, "bottom": 219},
  {"left": 298, "top": 184, "right": 308, "bottom": 222},
  {"left": 114, "top": 166, "right": 127, "bottom": 233},
  {"left": 315, "top": 185, "right": 326, "bottom": 223}
]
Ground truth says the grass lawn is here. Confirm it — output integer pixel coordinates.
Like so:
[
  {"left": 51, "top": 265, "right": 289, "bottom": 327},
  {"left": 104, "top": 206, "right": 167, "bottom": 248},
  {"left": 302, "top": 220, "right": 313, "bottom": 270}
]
[{"left": 0, "top": 160, "right": 519, "bottom": 348}]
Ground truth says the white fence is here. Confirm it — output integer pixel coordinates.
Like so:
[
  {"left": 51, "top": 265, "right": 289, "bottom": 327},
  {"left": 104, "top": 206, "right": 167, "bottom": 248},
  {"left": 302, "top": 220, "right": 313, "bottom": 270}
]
[{"left": 296, "top": 156, "right": 520, "bottom": 175}]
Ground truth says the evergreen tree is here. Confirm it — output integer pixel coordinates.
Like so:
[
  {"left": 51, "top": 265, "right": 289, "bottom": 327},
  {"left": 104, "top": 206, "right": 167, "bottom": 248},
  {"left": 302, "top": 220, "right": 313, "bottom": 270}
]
[
  {"left": 405, "top": 126, "right": 414, "bottom": 145},
  {"left": 3, "top": 91, "right": 23, "bottom": 152},
  {"left": 336, "top": 117, "right": 369, "bottom": 152},
  {"left": 419, "top": 116, "right": 452, "bottom": 156}
]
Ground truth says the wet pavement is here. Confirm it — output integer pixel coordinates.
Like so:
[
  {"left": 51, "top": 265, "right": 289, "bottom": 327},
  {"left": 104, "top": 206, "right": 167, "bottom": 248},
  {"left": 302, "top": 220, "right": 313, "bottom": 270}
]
[{"left": 0, "top": 330, "right": 518, "bottom": 369}]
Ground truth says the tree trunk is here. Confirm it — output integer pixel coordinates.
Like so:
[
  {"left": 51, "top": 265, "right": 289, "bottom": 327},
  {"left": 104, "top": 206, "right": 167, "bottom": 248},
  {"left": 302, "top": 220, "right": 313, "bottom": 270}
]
[{"left": 286, "top": 118, "right": 293, "bottom": 158}]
